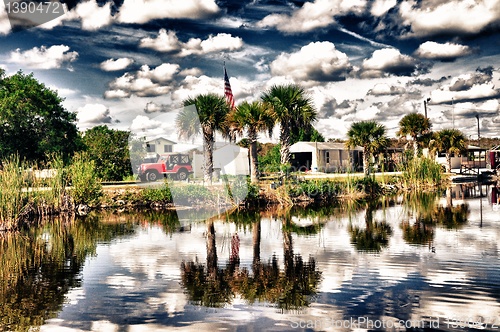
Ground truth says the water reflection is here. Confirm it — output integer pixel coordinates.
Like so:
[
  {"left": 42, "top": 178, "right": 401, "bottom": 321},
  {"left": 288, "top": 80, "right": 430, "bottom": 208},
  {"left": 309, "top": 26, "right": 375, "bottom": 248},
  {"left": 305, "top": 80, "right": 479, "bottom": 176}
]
[
  {"left": 181, "top": 209, "right": 322, "bottom": 312},
  {"left": 0, "top": 214, "right": 135, "bottom": 331},
  {"left": 348, "top": 200, "right": 393, "bottom": 252},
  {"left": 1, "top": 182, "right": 499, "bottom": 331}
]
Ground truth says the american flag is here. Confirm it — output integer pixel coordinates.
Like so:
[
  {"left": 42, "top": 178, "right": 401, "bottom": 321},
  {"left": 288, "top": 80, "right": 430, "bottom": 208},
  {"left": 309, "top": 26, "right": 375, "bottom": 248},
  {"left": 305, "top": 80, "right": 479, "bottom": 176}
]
[{"left": 224, "top": 66, "right": 235, "bottom": 110}]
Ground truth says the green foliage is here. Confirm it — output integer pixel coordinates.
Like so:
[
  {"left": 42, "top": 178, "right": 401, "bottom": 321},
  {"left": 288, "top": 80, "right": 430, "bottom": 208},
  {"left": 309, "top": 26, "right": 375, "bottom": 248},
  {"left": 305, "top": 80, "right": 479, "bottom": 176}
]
[
  {"left": 400, "top": 157, "right": 442, "bottom": 189},
  {"left": 68, "top": 152, "right": 102, "bottom": 206},
  {"left": 0, "top": 155, "right": 26, "bottom": 229},
  {"left": 346, "top": 121, "right": 389, "bottom": 175},
  {"left": 397, "top": 112, "right": 432, "bottom": 156},
  {"left": 179, "top": 94, "right": 231, "bottom": 182},
  {"left": 258, "top": 144, "right": 281, "bottom": 173},
  {"left": 290, "top": 123, "right": 325, "bottom": 144},
  {"left": 170, "top": 184, "right": 214, "bottom": 203},
  {"left": 0, "top": 71, "right": 81, "bottom": 162},
  {"left": 430, "top": 129, "right": 467, "bottom": 173},
  {"left": 142, "top": 186, "right": 172, "bottom": 203},
  {"left": 0, "top": 154, "right": 70, "bottom": 229},
  {"left": 261, "top": 84, "right": 318, "bottom": 164},
  {"left": 82, "top": 125, "right": 132, "bottom": 181}
]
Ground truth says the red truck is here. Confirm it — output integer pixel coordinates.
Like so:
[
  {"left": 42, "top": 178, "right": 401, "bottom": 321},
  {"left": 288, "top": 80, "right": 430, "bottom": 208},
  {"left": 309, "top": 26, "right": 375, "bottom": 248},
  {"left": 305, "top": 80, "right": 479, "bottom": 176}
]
[{"left": 138, "top": 153, "right": 193, "bottom": 182}]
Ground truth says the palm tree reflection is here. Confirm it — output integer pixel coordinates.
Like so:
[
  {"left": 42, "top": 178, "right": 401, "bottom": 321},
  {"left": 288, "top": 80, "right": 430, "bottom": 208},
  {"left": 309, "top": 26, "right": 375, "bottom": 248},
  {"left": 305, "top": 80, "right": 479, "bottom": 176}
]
[
  {"left": 400, "top": 191, "right": 470, "bottom": 246},
  {"left": 348, "top": 200, "right": 393, "bottom": 252},
  {"left": 180, "top": 209, "right": 322, "bottom": 311},
  {"left": 0, "top": 215, "right": 136, "bottom": 331}
]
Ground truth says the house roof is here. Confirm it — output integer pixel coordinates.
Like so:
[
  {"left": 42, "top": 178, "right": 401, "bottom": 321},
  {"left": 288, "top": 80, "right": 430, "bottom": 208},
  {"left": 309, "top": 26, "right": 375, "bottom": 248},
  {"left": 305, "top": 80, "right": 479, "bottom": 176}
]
[
  {"left": 291, "top": 141, "right": 363, "bottom": 151},
  {"left": 145, "top": 136, "right": 177, "bottom": 144}
]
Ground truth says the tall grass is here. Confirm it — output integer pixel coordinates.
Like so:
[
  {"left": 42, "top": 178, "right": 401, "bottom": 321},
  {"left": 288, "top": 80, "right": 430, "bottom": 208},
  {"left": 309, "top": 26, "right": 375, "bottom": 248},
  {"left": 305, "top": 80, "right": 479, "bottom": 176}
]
[
  {"left": 0, "top": 155, "right": 68, "bottom": 230},
  {"left": 399, "top": 157, "right": 443, "bottom": 190},
  {"left": 68, "top": 152, "right": 102, "bottom": 207},
  {"left": 0, "top": 153, "right": 103, "bottom": 230},
  {"left": 0, "top": 155, "right": 27, "bottom": 229}
]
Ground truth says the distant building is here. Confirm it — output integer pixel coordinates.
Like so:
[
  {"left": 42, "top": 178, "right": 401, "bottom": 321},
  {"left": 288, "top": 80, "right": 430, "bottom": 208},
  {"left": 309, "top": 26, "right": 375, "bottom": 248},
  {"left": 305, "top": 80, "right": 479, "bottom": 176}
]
[
  {"left": 192, "top": 142, "right": 249, "bottom": 178},
  {"left": 145, "top": 137, "right": 176, "bottom": 154},
  {"left": 289, "top": 141, "right": 363, "bottom": 173}
]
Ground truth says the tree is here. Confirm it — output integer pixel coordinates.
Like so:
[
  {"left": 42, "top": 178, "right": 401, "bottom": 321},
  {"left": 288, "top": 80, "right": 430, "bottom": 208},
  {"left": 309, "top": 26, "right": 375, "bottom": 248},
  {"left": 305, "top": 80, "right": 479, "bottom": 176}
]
[
  {"left": 290, "top": 123, "right": 325, "bottom": 144},
  {"left": 430, "top": 129, "right": 467, "bottom": 173},
  {"left": 261, "top": 84, "right": 317, "bottom": 165},
  {"left": 81, "top": 125, "right": 132, "bottom": 181},
  {"left": 0, "top": 70, "right": 81, "bottom": 162},
  {"left": 397, "top": 113, "right": 432, "bottom": 158},
  {"left": 345, "top": 121, "right": 389, "bottom": 175},
  {"left": 177, "top": 94, "right": 230, "bottom": 183},
  {"left": 229, "top": 101, "right": 274, "bottom": 183}
]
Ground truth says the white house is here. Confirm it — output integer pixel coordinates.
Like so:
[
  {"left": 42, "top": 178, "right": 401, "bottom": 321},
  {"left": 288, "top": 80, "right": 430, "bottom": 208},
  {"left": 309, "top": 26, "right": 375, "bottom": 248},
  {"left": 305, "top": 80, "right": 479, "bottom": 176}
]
[
  {"left": 192, "top": 142, "right": 249, "bottom": 178},
  {"left": 289, "top": 141, "right": 363, "bottom": 173},
  {"left": 145, "top": 137, "right": 176, "bottom": 154}
]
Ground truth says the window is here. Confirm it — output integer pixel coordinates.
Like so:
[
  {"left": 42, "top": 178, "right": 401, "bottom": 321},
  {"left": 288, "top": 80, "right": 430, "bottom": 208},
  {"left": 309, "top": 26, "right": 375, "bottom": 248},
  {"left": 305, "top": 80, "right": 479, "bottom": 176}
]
[
  {"left": 325, "top": 151, "right": 330, "bottom": 163},
  {"left": 146, "top": 144, "right": 155, "bottom": 152},
  {"left": 164, "top": 145, "right": 172, "bottom": 152}
]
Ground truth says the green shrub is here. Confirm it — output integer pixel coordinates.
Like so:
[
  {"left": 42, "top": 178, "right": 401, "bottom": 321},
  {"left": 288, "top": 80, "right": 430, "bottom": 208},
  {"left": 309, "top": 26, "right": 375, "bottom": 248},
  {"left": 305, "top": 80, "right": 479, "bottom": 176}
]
[
  {"left": 0, "top": 155, "right": 27, "bottom": 228},
  {"left": 69, "top": 152, "right": 102, "bottom": 206},
  {"left": 400, "top": 157, "right": 442, "bottom": 189},
  {"left": 142, "top": 185, "right": 172, "bottom": 203}
]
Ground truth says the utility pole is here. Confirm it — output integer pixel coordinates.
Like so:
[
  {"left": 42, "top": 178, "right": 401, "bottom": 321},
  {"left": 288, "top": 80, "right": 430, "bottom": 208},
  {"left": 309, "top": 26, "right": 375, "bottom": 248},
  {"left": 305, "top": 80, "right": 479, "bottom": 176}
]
[
  {"left": 451, "top": 98, "right": 455, "bottom": 129},
  {"left": 475, "top": 114, "right": 480, "bottom": 143},
  {"left": 423, "top": 98, "right": 430, "bottom": 119}
]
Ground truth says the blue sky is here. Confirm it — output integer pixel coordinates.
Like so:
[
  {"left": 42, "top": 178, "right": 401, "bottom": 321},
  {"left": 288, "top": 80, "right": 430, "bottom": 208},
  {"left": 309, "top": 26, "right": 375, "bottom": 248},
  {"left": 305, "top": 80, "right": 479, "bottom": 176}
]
[{"left": 1, "top": 0, "right": 499, "bottom": 142}]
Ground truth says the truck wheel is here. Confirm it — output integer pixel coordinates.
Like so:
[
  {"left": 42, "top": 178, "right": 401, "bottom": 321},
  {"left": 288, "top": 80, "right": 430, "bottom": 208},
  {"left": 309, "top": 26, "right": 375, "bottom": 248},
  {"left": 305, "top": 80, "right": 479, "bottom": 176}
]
[
  {"left": 146, "top": 171, "right": 159, "bottom": 182},
  {"left": 177, "top": 170, "right": 188, "bottom": 181}
]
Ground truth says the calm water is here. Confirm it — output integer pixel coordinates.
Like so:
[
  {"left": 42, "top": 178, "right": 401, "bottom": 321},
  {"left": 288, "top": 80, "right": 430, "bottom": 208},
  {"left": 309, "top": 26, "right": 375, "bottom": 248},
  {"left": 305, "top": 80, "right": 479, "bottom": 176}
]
[{"left": 1, "top": 183, "right": 500, "bottom": 332}]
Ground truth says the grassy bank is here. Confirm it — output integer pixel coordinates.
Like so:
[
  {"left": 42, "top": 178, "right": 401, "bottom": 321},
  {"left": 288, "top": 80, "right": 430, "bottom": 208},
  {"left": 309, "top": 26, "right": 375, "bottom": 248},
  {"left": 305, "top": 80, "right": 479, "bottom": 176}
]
[
  {"left": 0, "top": 156, "right": 448, "bottom": 231},
  {"left": 0, "top": 153, "right": 102, "bottom": 231}
]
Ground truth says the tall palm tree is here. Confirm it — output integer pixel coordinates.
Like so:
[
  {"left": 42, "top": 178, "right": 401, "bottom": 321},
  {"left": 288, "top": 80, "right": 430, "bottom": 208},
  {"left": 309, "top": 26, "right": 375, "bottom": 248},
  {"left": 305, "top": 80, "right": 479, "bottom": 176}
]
[
  {"left": 430, "top": 128, "right": 467, "bottom": 173},
  {"left": 229, "top": 101, "right": 274, "bottom": 183},
  {"left": 345, "top": 121, "right": 389, "bottom": 175},
  {"left": 261, "top": 84, "right": 317, "bottom": 165},
  {"left": 397, "top": 113, "right": 432, "bottom": 157},
  {"left": 177, "top": 94, "right": 231, "bottom": 183}
]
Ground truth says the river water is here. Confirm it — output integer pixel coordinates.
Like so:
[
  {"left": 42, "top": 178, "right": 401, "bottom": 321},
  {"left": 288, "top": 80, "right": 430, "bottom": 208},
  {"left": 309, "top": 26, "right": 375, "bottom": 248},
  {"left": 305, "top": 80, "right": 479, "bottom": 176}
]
[{"left": 1, "top": 182, "right": 499, "bottom": 331}]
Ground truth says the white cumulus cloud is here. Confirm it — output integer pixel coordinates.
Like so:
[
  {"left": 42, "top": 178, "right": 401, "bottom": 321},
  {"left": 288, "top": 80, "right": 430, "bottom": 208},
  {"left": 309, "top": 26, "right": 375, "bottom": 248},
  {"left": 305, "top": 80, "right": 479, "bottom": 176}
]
[
  {"left": 361, "top": 48, "right": 417, "bottom": 78},
  {"left": 105, "top": 63, "right": 179, "bottom": 99},
  {"left": 270, "top": 41, "right": 352, "bottom": 82},
  {"left": 9, "top": 45, "right": 78, "bottom": 69},
  {"left": 75, "top": 0, "right": 113, "bottom": 30},
  {"left": 399, "top": 0, "right": 500, "bottom": 37},
  {"left": 76, "top": 103, "right": 112, "bottom": 126},
  {"left": 140, "top": 30, "right": 243, "bottom": 56},
  {"left": 257, "top": 0, "right": 367, "bottom": 33},
  {"left": 117, "top": 0, "right": 219, "bottom": 24},
  {"left": 414, "top": 41, "right": 472, "bottom": 60},
  {"left": 100, "top": 58, "right": 134, "bottom": 71}
]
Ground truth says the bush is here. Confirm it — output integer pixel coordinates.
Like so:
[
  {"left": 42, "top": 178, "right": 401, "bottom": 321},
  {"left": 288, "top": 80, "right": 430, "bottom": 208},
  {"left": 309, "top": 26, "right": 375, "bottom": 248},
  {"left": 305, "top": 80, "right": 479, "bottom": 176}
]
[
  {"left": 400, "top": 157, "right": 442, "bottom": 190},
  {"left": 142, "top": 185, "right": 172, "bottom": 204},
  {"left": 69, "top": 152, "right": 102, "bottom": 206}
]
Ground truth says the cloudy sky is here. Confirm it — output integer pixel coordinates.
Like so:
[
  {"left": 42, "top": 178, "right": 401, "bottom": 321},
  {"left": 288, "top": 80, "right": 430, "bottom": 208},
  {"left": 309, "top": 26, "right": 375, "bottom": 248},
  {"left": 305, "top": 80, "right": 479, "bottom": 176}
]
[{"left": 1, "top": 0, "right": 499, "bottom": 142}]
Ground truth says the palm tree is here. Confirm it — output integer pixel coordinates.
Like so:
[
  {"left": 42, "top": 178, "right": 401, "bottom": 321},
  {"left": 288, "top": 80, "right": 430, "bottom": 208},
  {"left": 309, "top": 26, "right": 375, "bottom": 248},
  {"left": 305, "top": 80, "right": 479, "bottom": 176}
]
[
  {"left": 397, "top": 113, "right": 432, "bottom": 157},
  {"left": 177, "top": 94, "right": 231, "bottom": 183},
  {"left": 229, "top": 101, "right": 274, "bottom": 183},
  {"left": 345, "top": 121, "right": 389, "bottom": 175},
  {"left": 430, "top": 129, "right": 467, "bottom": 173},
  {"left": 261, "top": 84, "right": 317, "bottom": 165}
]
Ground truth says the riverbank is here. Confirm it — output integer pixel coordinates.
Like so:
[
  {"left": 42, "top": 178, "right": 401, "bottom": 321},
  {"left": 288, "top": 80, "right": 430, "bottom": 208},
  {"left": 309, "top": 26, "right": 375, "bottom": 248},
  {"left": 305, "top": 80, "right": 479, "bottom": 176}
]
[{"left": 0, "top": 162, "right": 450, "bottom": 231}]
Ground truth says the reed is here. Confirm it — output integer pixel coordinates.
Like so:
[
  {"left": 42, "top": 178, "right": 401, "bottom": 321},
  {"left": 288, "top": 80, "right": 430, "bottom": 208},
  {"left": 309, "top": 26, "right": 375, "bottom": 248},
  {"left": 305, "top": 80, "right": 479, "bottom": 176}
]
[
  {"left": 68, "top": 152, "right": 102, "bottom": 207},
  {"left": 0, "top": 155, "right": 71, "bottom": 230},
  {"left": 399, "top": 157, "right": 443, "bottom": 190},
  {"left": 0, "top": 155, "right": 27, "bottom": 230}
]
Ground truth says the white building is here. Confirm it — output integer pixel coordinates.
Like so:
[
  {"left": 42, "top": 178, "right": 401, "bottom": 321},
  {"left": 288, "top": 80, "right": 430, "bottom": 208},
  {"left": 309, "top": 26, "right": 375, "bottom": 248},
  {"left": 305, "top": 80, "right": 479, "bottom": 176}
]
[
  {"left": 192, "top": 142, "right": 249, "bottom": 178},
  {"left": 289, "top": 141, "right": 363, "bottom": 173}
]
